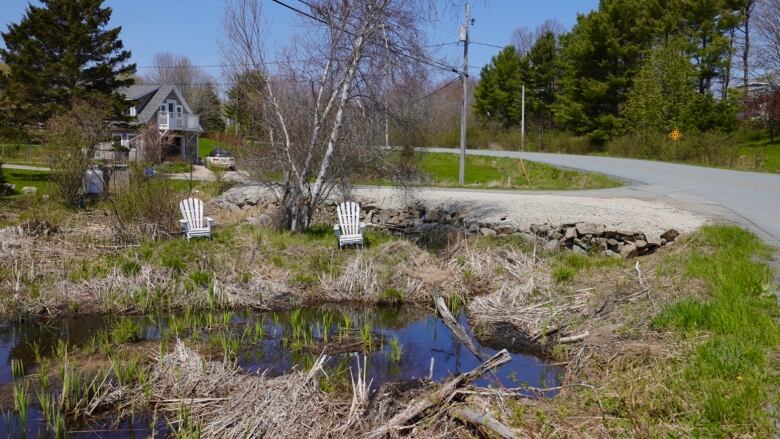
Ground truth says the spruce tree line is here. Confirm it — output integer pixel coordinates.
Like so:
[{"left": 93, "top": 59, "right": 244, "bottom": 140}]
[{"left": 474, "top": 0, "right": 753, "bottom": 144}]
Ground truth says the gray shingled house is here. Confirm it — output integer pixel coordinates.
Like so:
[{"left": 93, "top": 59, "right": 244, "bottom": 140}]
[{"left": 109, "top": 85, "right": 203, "bottom": 162}]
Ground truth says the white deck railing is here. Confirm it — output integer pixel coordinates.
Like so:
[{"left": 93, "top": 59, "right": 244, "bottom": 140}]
[{"left": 157, "top": 111, "right": 200, "bottom": 131}]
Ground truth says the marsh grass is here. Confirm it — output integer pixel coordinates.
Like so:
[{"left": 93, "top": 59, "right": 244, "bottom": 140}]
[
  {"left": 387, "top": 336, "right": 403, "bottom": 362},
  {"left": 12, "top": 382, "right": 28, "bottom": 431},
  {"left": 551, "top": 252, "right": 624, "bottom": 284},
  {"left": 110, "top": 318, "right": 143, "bottom": 344}
]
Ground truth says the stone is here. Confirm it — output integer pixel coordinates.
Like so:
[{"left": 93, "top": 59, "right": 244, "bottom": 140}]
[
  {"left": 480, "top": 227, "right": 497, "bottom": 237},
  {"left": 620, "top": 242, "right": 638, "bottom": 258},
  {"left": 532, "top": 223, "right": 550, "bottom": 237},
  {"left": 605, "top": 250, "right": 620, "bottom": 258},
  {"left": 573, "top": 238, "right": 590, "bottom": 251},
  {"left": 495, "top": 224, "right": 515, "bottom": 235},
  {"left": 247, "top": 213, "right": 273, "bottom": 227},
  {"left": 575, "top": 222, "right": 598, "bottom": 236},
  {"left": 646, "top": 234, "right": 663, "bottom": 247},
  {"left": 564, "top": 227, "right": 577, "bottom": 240},
  {"left": 661, "top": 229, "right": 680, "bottom": 242},
  {"left": 634, "top": 239, "right": 648, "bottom": 249},
  {"left": 544, "top": 239, "right": 560, "bottom": 252},
  {"left": 21, "top": 186, "right": 37, "bottom": 195},
  {"left": 572, "top": 244, "right": 587, "bottom": 254}
]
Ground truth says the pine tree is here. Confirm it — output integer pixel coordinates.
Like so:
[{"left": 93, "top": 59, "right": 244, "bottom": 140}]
[
  {"left": 194, "top": 81, "right": 226, "bottom": 133},
  {"left": 525, "top": 31, "right": 561, "bottom": 128},
  {"left": 552, "top": 0, "right": 666, "bottom": 143},
  {"left": 0, "top": 0, "right": 135, "bottom": 129},
  {"left": 473, "top": 46, "right": 526, "bottom": 128}
]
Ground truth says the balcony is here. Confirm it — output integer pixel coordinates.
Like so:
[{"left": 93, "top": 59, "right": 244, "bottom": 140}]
[{"left": 157, "top": 111, "right": 200, "bottom": 131}]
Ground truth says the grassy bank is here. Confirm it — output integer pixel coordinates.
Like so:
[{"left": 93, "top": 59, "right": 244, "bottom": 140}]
[
  {"left": 418, "top": 152, "right": 621, "bottom": 190},
  {"left": 507, "top": 225, "right": 779, "bottom": 437}
]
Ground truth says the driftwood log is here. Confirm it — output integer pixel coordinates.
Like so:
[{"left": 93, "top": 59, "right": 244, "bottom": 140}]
[
  {"left": 364, "top": 349, "right": 511, "bottom": 439},
  {"left": 559, "top": 331, "right": 589, "bottom": 344},
  {"left": 432, "top": 293, "right": 484, "bottom": 361},
  {"left": 449, "top": 406, "right": 517, "bottom": 439}
]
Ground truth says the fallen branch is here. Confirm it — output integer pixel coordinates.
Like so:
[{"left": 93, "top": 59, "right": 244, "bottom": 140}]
[
  {"left": 432, "top": 293, "right": 483, "bottom": 360},
  {"left": 364, "top": 349, "right": 511, "bottom": 439},
  {"left": 449, "top": 406, "right": 517, "bottom": 439},
  {"left": 559, "top": 331, "right": 589, "bottom": 344}
]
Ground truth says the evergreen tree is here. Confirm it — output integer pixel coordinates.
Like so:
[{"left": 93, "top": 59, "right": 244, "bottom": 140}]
[
  {"left": 0, "top": 0, "right": 135, "bottom": 129},
  {"left": 192, "top": 81, "right": 225, "bottom": 133},
  {"left": 224, "top": 71, "right": 266, "bottom": 135},
  {"left": 623, "top": 39, "right": 698, "bottom": 131},
  {"left": 473, "top": 46, "right": 526, "bottom": 128},
  {"left": 552, "top": 0, "right": 666, "bottom": 143},
  {"left": 679, "top": 0, "right": 743, "bottom": 94},
  {"left": 524, "top": 31, "right": 561, "bottom": 127}
]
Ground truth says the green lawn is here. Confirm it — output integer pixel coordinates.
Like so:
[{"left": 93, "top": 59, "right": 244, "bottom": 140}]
[
  {"left": 416, "top": 152, "right": 621, "bottom": 190},
  {"left": 1, "top": 168, "right": 53, "bottom": 196},
  {"left": 737, "top": 135, "right": 780, "bottom": 173},
  {"left": 198, "top": 137, "right": 225, "bottom": 158}
]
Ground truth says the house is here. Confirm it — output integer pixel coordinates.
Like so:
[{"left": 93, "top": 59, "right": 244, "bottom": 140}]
[
  {"left": 108, "top": 84, "right": 203, "bottom": 162},
  {"left": 732, "top": 81, "right": 774, "bottom": 97}
]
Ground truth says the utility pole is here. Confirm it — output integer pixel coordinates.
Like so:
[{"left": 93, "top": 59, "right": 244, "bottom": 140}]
[
  {"left": 458, "top": 1, "right": 470, "bottom": 186},
  {"left": 521, "top": 85, "right": 525, "bottom": 150}
]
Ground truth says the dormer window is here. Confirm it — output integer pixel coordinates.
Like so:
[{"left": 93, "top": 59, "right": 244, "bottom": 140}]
[{"left": 129, "top": 106, "right": 136, "bottom": 117}]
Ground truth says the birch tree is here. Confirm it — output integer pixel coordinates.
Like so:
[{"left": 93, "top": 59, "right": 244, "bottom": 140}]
[{"left": 221, "top": 0, "right": 439, "bottom": 231}]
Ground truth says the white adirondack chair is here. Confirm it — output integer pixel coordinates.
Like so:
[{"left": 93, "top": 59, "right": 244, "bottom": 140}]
[
  {"left": 179, "top": 198, "right": 214, "bottom": 240},
  {"left": 334, "top": 201, "right": 366, "bottom": 248}
]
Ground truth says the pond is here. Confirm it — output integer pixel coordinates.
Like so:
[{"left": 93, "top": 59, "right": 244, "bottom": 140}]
[{"left": 0, "top": 305, "right": 563, "bottom": 437}]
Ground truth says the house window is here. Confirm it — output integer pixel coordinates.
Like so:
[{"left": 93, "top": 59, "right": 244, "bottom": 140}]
[
  {"left": 176, "top": 105, "right": 183, "bottom": 114},
  {"left": 112, "top": 134, "right": 122, "bottom": 147},
  {"left": 168, "top": 102, "right": 175, "bottom": 112},
  {"left": 129, "top": 106, "right": 136, "bottom": 117},
  {"left": 160, "top": 104, "right": 166, "bottom": 112}
]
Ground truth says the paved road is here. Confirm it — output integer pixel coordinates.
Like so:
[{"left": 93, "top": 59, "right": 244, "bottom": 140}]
[
  {"left": 425, "top": 148, "right": 780, "bottom": 249},
  {"left": 1, "top": 163, "right": 50, "bottom": 172}
]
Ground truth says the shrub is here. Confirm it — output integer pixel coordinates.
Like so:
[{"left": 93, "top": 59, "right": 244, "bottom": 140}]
[
  {"left": 108, "top": 165, "right": 182, "bottom": 243},
  {"left": 45, "top": 98, "right": 112, "bottom": 206},
  {"left": 529, "top": 131, "right": 593, "bottom": 154},
  {"left": 606, "top": 129, "right": 741, "bottom": 167}
]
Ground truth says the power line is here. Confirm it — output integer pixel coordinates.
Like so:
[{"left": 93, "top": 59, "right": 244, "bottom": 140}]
[
  {"left": 271, "top": 0, "right": 460, "bottom": 74},
  {"left": 471, "top": 40, "right": 508, "bottom": 49},
  {"left": 135, "top": 58, "right": 329, "bottom": 69},
  {"left": 424, "top": 41, "right": 460, "bottom": 49},
  {"left": 408, "top": 76, "right": 460, "bottom": 106}
]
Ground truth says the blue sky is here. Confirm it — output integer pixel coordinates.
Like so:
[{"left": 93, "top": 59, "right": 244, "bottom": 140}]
[{"left": 1, "top": 0, "right": 599, "bottom": 86}]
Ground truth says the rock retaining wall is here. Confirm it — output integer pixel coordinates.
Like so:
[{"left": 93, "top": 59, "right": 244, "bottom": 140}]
[{"left": 215, "top": 185, "right": 680, "bottom": 258}]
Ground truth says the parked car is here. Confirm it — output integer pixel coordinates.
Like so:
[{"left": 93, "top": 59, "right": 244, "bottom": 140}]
[{"left": 204, "top": 148, "right": 236, "bottom": 170}]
